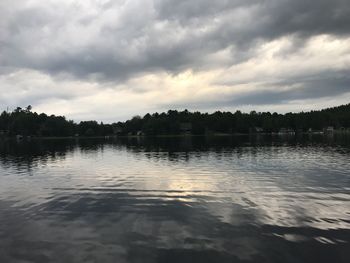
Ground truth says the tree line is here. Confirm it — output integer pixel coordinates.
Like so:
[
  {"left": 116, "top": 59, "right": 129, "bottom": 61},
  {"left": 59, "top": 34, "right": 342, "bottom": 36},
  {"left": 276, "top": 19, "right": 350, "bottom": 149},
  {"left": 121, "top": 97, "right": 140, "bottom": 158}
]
[{"left": 0, "top": 104, "right": 349, "bottom": 137}]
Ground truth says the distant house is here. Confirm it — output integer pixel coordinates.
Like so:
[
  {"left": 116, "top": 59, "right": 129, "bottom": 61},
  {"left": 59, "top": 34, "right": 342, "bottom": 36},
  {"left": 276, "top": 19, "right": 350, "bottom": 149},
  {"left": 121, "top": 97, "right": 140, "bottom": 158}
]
[
  {"left": 308, "top": 128, "right": 323, "bottom": 134},
  {"left": 0, "top": 130, "right": 9, "bottom": 136},
  {"left": 250, "top": 127, "right": 264, "bottom": 133},
  {"left": 180, "top": 123, "right": 192, "bottom": 134},
  {"left": 278, "top": 128, "right": 295, "bottom": 135},
  {"left": 324, "top": 126, "right": 334, "bottom": 134},
  {"left": 113, "top": 127, "right": 123, "bottom": 135},
  {"left": 136, "top": 131, "right": 144, "bottom": 136}
]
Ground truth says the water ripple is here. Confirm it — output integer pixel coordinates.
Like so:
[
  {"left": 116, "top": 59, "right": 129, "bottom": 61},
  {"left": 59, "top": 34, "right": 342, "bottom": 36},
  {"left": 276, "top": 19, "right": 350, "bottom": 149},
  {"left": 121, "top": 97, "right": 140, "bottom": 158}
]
[{"left": 0, "top": 137, "right": 349, "bottom": 262}]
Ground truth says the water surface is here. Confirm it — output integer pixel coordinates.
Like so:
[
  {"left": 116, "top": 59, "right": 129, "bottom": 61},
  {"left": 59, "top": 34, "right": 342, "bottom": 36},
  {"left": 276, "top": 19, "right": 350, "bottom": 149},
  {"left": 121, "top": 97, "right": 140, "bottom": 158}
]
[{"left": 0, "top": 136, "right": 349, "bottom": 262}]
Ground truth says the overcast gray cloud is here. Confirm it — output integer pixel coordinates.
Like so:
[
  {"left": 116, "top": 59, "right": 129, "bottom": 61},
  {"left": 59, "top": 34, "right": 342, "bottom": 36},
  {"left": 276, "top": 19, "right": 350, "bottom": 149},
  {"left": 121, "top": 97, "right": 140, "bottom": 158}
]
[
  {"left": 0, "top": 0, "right": 349, "bottom": 121},
  {"left": 230, "top": 70, "right": 350, "bottom": 106}
]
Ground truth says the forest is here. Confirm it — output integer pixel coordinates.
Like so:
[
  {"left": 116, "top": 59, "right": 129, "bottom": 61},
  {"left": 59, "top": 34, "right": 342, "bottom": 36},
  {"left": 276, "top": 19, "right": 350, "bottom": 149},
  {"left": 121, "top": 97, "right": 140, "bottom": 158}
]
[{"left": 0, "top": 104, "right": 349, "bottom": 137}]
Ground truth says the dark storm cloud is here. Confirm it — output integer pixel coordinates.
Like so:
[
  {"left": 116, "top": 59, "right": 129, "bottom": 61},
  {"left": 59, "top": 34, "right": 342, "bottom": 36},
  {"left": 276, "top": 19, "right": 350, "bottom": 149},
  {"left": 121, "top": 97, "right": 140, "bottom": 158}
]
[
  {"left": 0, "top": 0, "right": 350, "bottom": 118},
  {"left": 156, "top": 0, "right": 350, "bottom": 35},
  {"left": 1, "top": 0, "right": 349, "bottom": 81},
  {"left": 157, "top": 0, "right": 350, "bottom": 51}
]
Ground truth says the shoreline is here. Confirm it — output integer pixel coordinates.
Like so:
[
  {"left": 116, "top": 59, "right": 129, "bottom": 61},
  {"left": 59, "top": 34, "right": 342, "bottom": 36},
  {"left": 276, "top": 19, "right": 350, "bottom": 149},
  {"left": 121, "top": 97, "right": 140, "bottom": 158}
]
[{"left": 1, "top": 131, "right": 350, "bottom": 141}]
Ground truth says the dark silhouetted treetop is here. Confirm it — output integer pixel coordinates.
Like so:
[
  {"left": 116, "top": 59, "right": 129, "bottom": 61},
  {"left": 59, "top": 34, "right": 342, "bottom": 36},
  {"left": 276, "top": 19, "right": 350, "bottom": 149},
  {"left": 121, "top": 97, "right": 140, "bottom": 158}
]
[{"left": 0, "top": 104, "right": 349, "bottom": 137}]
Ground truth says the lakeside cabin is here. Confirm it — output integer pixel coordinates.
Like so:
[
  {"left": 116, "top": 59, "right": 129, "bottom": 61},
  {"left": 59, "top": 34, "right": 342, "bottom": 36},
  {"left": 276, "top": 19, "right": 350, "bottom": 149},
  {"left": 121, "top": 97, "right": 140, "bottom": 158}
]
[
  {"left": 278, "top": 128, "right": 295, "bottom": 135},
  {"left": 249, "top": 127, "right": 264, "bottom": 134},
  {"left": 324, "top": 126, "right": 334, "bottom": 134},
  {"left": 0, "top": 130, "right": 9, "bottom": 136},
  {"left": 136, "top": 131, "right": 144, "bottom": 136},
  {"left": 113, "top": 127, "right": 123, "bottom": 136},
  {"left": 180, "top": 122, "right": 192, "bottom": 134}
]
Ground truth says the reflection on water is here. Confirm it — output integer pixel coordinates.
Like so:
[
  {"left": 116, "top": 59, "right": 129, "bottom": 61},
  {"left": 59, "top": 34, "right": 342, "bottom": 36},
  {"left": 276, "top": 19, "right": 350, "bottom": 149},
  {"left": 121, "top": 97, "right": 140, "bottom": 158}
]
[{"left": 0, "top": 135, "right": 349, "bottom": 263}]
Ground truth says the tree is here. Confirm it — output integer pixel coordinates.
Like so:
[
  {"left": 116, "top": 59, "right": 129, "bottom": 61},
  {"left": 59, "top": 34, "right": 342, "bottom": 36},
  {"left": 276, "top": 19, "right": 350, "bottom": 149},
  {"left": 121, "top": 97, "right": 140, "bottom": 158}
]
[{"left": 25, "top": 105, "right": 32, "bottom": 112}]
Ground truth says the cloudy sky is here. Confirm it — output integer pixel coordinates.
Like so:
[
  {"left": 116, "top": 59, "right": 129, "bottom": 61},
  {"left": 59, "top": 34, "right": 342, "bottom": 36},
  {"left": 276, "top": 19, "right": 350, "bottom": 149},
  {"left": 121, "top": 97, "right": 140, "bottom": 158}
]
[{"left": 1, "top": 0, "right": 349, "bottom": 122}]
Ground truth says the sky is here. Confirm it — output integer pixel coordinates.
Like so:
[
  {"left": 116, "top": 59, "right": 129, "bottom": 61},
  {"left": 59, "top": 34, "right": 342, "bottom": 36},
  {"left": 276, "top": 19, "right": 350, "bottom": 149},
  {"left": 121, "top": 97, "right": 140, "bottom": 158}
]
[{"left": 1, "top": 0, "right": 350, "bottom": 122}]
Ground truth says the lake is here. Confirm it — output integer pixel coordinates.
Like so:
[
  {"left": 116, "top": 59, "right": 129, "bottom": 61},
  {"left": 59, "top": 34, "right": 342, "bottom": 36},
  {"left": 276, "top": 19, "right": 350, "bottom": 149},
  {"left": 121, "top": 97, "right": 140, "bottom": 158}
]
[{"left": 0, "top": 135, "right": 349, "bottom": 263}]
